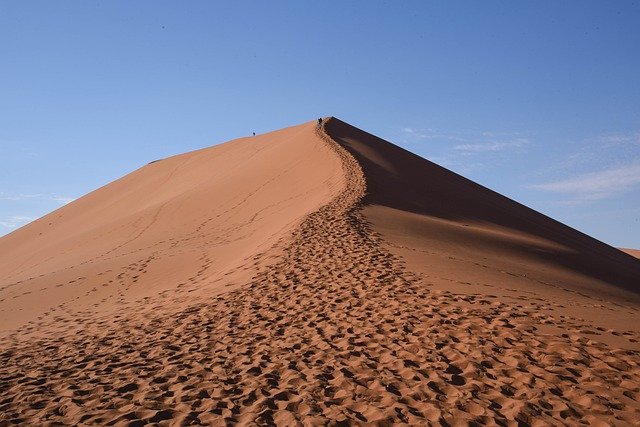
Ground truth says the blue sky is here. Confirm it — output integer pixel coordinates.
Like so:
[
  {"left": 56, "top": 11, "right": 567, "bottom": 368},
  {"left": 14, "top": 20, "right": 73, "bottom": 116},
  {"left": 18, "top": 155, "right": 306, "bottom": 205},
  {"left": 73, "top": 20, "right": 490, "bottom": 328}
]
[{"left": 1, "top": 1, "right": 639, "bottom": 247}]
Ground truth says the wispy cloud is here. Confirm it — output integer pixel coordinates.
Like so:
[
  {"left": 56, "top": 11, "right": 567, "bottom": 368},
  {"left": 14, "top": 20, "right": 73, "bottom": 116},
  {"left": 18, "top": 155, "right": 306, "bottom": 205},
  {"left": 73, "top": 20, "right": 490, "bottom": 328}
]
[
  {"left": 530, "top": 160, "right": 640, "bottom": 201},
  {"left": 397, "top": 126, "right": 533, "bottom": 176},
  {"left": 0, "top": 193, "right": 41, "bottom": 201},
  {"left": 51, "top": 196, "right": 75, "bottom": 204},
  {"left": 399, "top": 127, "right": 468, "bottom": 142},
  {"left": 595, "top": 132, "right": 640, "bottom": 146},
  {"left": 555, "top": 132, "right": 640, "bottom": 173},
  {"left": 0, "top": 192, "right": 74, "bottom": 204},
  {"left": 454, "top": 138, "right": 529, "bottom": 152},
  {"left": 0, "top": 215, "right": 34, "bottom": 229}
]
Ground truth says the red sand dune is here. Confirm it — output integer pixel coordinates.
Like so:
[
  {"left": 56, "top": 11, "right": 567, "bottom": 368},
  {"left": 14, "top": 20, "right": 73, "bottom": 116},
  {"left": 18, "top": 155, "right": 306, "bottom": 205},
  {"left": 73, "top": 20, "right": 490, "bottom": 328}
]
[{"left": 1, "top": 118, "right": 639, "bottom": 425}]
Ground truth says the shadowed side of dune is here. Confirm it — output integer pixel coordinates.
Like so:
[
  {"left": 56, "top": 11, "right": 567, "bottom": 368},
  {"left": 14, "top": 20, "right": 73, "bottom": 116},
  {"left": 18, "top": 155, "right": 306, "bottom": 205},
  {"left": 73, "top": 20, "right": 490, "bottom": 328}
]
[{"left": 325, "top": 117, "right": 640, "bottom": 297}]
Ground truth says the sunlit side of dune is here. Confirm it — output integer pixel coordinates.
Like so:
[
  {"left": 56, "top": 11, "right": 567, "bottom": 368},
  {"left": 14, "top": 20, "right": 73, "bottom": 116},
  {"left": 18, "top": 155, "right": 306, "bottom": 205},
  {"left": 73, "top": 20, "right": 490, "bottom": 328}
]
[{"left": 0, "top": 121, "right": 343, "bottom": 332}]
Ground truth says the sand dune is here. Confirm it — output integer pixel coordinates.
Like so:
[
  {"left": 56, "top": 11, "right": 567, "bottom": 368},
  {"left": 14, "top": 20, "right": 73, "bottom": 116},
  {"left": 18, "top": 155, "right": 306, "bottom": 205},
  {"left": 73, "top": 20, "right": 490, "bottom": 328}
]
[{"left": 1, "top": 118, "right": 639, "bottom": 425}]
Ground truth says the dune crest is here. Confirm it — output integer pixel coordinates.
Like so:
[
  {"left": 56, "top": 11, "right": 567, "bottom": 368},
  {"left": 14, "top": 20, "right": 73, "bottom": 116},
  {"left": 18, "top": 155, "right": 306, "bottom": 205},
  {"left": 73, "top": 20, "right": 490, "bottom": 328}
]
[{"left": 1, "top": 118, "right": 639, "bottom": 425}]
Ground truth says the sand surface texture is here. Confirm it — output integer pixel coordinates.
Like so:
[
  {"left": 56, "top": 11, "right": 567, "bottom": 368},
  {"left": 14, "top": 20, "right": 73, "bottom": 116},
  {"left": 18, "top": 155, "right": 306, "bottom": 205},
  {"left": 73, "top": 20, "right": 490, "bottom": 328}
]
[{"left": 1, "top": 118, "right": 640, "bottom": 425}]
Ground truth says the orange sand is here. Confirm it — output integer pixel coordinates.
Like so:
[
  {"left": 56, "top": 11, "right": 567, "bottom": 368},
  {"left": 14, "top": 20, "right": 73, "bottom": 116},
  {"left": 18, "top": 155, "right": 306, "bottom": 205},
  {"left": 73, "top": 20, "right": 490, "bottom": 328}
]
[
  {"left": 1, "top": 118, "right": 639, "bottom": 425},
  {"left": 621, "top": 248, "right": 640, "bottom": 260}
]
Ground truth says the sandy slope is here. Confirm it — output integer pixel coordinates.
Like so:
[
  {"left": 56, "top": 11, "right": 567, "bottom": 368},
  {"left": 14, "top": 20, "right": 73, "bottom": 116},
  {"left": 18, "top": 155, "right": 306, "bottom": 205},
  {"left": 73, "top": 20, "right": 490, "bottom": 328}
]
[
  {"left": 1, "top": 118, "right": 639, "bottom": 425},
  {"left": 0, "top": 121, "right": 343, "bottom": 333}
]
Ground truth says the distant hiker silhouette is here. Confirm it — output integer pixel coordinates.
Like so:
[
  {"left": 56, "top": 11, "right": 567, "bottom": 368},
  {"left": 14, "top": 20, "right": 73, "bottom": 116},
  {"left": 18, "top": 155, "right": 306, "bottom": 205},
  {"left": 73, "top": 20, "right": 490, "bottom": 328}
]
[
  {"left": 252, "top": 132, "right": 255, "bottom": 136},
  {"left": 318, "top": 118, "right": 322, "bottom": 125}
]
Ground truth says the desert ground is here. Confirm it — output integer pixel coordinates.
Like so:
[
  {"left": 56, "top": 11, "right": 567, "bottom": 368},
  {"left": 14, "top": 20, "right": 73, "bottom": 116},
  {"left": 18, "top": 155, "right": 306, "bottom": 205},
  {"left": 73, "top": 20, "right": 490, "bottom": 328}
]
[{"left": 1, "top": 118, "right": 639, "bottom": 425}]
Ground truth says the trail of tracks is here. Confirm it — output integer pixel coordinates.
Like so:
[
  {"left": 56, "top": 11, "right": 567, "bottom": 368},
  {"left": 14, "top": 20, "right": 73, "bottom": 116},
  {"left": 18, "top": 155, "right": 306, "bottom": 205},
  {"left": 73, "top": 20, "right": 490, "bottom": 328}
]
[{"left": 1, "top": 119, "right": 639, "bottom": 425}]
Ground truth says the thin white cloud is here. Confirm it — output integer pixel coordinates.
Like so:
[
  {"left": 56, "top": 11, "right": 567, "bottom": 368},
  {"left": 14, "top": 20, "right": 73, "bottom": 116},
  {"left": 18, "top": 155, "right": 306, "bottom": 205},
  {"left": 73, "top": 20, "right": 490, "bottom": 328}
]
[
  {"left": 530, "top": 160, "right": 640, "bottom": 201},
  {"left": 0, "top": 192, "right": 74, "bottom": 204},
  {"left": 399, "top": 126, "right": 531, "bottom": 147},
  {"left": 398, "top": 126, "right": 533, "bottom": 176},
  {"left": 454, "top": 138, "right": 529, "bottom": 152},
  {"left": 558, "top": 132, "right": 640, "bottom": 171},
  {"left": 0, "top": 193, "right": 42, "bottom": 201},
  {"left": 52, "top": 196, "right": 75, "bottom": 204},
  {"left": 0, "top": 215, "right": 34, "bottom": 229},
  {"left": 595, "top": 132, "right": 640, "bottom": 146},
  {"left": 399, "top": 127, "right": 468, "bottom": 142}
]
